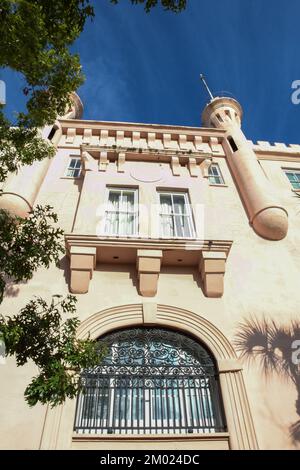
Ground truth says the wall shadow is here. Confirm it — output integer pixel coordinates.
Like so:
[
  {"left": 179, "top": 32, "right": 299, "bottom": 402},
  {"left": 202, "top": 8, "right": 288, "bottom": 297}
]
[{"left": 234, "top": 317, "right": 300, "bottom": 445}]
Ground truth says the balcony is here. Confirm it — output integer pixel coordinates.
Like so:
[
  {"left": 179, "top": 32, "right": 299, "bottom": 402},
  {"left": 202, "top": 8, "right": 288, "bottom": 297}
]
[{"left": 65, "top": 234, "right": 232, "bottom": 298}]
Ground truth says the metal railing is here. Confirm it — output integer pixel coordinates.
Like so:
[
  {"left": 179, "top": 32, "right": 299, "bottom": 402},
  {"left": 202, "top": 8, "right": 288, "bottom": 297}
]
[{"left": 74, "top": 373, "right": 226, "bottom": 435}]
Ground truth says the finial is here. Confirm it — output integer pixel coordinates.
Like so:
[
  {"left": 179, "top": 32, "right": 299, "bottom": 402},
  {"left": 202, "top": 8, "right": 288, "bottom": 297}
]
[{"left": 200, "top": 74, "right": 214, "bottom": 101}]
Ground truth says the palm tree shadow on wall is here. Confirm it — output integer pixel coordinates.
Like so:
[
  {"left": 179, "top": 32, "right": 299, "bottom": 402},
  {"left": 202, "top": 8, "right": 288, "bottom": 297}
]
[{"left": 234, "top": 317, "right": 300, "bottom": 444}]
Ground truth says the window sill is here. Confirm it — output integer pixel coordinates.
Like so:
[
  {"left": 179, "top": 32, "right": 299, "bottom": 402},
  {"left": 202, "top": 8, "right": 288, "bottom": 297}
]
[
  {"left": 72, "top": 431, "right": 230, "bottom": 441},
  {"left": 71, "top": 431, "right": 230, "bottom": 450},
  {"left": 60, "top": 176, "right": 82, "bottom": 180},
  {"left": 209, "top": 184, "right": 228, "bottom": 188}
]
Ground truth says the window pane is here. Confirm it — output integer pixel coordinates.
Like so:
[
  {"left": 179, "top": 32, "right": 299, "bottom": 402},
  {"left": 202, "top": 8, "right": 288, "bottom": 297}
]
[
  {"left": 108, "top": 191, "right": 121, "bottom": 211},
  {"left": 105, "top": 190, "right": 137, "bottom": 236},
  {"left": 208, "top": 164, "right": 224, "bottom": 185},
  {"left": 121, "top": 191, "right": 135, "bottom": 212},
  {"left": 173, "top": 195, "right": 186, "bottom": 214},
  {"left": 160, "top": 194, "right": 172, "bottom": 214},
  {"left": 161, "top": 214, "right": 174, "bottom": 237},
  {"left": 65, "top": 159, "right": 81, "bottom": 177},
  {"left": 175, "top": 215, "right": 191, "bottom": 237}
]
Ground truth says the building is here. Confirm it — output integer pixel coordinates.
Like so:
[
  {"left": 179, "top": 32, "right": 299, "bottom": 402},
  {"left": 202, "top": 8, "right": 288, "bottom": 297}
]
[{"left": 0, "top": 93, "right": 300, "bottom": 450}]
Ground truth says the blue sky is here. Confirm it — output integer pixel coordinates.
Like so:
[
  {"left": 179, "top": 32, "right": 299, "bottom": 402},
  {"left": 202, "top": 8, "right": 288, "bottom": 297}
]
[{"left": 2, "top": 0, "right": 300, "bottom": 143}]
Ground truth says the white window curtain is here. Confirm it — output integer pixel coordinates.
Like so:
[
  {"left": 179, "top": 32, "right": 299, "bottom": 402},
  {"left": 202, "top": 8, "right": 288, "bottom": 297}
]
[
  {"left": 159, "top": 192, "right": 194, "bottom": 238},
  {"left": 105, "top": 189, "right": 137, "bottom": 236}
]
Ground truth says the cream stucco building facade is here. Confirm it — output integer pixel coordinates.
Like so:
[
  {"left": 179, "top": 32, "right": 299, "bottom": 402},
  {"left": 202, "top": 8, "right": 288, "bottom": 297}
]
[{"left": 1, "top": 93, "right": 300, "bottom": 450}]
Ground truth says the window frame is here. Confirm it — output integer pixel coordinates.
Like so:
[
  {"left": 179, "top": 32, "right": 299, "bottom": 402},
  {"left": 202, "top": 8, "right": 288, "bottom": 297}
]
[
  {"left": 64, "top": 156, "right": 82, "bottom": 179},
  {"left": 283, "top": 169, "right": 300, "bottom": 190},
  {"left": 103, "top": 186, "right": 139, "bottom": 237},
  {"left": 208, "top": 163, "right": 225, "bottom": 186},
  {"left": 157, "top": 190, "right": 196, "bottom": 239}
]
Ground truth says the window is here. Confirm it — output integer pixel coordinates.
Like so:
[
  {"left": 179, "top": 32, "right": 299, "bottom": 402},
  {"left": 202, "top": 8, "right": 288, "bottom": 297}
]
[
  {"left": 208, "top": 163, "right": 225, "bottom": 186},
  {"left": 158, "top": 192, "right": 195, "bottom": 238},
  {"left": 74, "top": 328, "right": 226, "bottom": 435},
  {"left": 284, "top": 170, "right": 300, "bottom": 190},
  {"left": 65, "top": 157, "right": 81, "bottom": 178},
  {"left": 104, "top": 188, "right": 138, "bottom": 236},
  {"left": 227, "top": 136, "right": 238, "bottom": 152}
]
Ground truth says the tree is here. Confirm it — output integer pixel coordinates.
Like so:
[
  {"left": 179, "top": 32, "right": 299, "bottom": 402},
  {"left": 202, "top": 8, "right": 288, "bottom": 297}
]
[{"left": 0, "top": 0, "right": 187, "bottom": 406}]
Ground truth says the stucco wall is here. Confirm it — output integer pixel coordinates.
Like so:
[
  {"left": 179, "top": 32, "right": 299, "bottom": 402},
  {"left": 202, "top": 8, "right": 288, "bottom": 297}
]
[{"left": 1, "top": 125, "right": 300, "bottom": 450}]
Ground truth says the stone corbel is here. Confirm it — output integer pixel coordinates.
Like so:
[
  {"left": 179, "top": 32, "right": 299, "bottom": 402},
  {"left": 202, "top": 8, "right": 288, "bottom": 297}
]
[
  {"left": 209, "top": 136, "right": 221, "bottom": 153},
  {"left": 116, "top": 130, "right": 125, "bottom": 147},
  {"left": 100, "top": 129, "right": 109, "bottom": 146},
  {"left": 188, "top": 157, "right": 198, "bottom": 177},
  {"left": 132, "top": 131, "right": 140, "bottom": 147},
  {"left": 136, "top": 250, "right": 162, "bottom": 297},
  {"left": 199, "top": 251, "right": 226, "bottom": 298},
  {"left": 200, "top": 157, "right": 213, "bottom": 178},
  {"left": 179, "top": 134, "right": 188, "bottom": 150},
  {"left": 70, "top": 246, "right": 96, "bottom": 294},
  {"left": 82, "top": 128, "right": 92, "bottom": 144},
  {"left": 66, "top": 127, "right": 76, "bottom": 144},
  {"left": 163, "top": 133, "right": 172, "bottom": 149},
  {"left": 147, "top": 132, "right": 156, "bottom": 148},
  {"left": 170, "top": 156, "right": 180, "bottom": 176},
  {"left": 81, "top": 150, "right": 98, "bottom": 173},
  {"left": 99, "top": 151, "right": 109, "bottom": 172},
  {"left": 117, "top": 152, "right": 126, "bottom": 173}
]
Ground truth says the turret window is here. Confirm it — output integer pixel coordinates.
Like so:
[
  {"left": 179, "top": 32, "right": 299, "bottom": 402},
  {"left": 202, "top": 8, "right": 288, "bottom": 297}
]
[{"left": 227, "top": 136, "right": 238, "bottom": 153}]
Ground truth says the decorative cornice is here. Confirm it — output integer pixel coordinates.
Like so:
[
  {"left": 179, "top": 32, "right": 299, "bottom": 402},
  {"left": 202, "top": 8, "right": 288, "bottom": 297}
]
[
  {"left": 58, "top": 118, "right": 226, "bottom": 136},
  {"left": 65, "top": 234, "right": 233, "bottom": 254}
]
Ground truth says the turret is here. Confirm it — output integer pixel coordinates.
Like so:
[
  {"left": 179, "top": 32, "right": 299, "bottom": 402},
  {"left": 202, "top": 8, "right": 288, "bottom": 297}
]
[
  {"left": 202, "top": 96, "right": 288, "bottom": 241},
  {"left": 0, "top": 93, "right": 83, "bottom": 218}
]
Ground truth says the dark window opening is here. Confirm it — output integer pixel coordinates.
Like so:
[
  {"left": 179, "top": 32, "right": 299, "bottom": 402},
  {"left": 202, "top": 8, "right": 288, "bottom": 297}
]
[
  {"left": 228, "top": 136, "right": 238, "bottom": 153},
  {"left": 47, "top": 127, "right": 57, "bottom": 141}
]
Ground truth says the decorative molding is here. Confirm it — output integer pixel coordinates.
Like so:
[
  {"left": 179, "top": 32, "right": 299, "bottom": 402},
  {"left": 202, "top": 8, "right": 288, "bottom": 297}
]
[
  {"left": 199, "top": 251, "right": 226, "bottom": 298},
  {"left": 99, "top": 151, "right": 109, "bottom": 172},
  {"left": 142, "top": 302, "right": 157, "bottom": 324},
  {"left": 80, "top": 150, "right": 98, "bottom": 172},
  {"left": 69, "top": 246, "right": 96, "bottom": 294},
  {"left": 170, "top": 156, "right": 181, "bottom": 176},
  {"left": 117, "top": 152, "right": 126, "bottom": 173},
  {"left": 200, "top": 157, "right": 213, "bottom": 178},
  {"left": 82, "top": 128, "right": 92, "bottom": 144},
  {"left": 40, "top": 304, "right": 258, "bottom": 449},
  {"left": 136, "top": 250, "right": 162, "bottom": 297},
  {"left": 66, "top": 127, "right": 76, "bottom": 143},
  {"left": 65, "top": 236, "right": 232, "bottom": 298},
  {"left": 65, "top": 234, "right": 232, "bottom": 253},
  {"left": 188, "top": 157, "right": 199, "bottom": 177}
]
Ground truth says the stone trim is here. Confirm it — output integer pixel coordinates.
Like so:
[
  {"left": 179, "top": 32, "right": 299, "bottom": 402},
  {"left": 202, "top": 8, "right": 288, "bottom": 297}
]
[
  {"left": 137, "top": 250, "right": 162, "bottom": 297},
  {"left": 65, "top": 236, "right": 232, "bottom": 297},
  {"left": 40, "top": 304, "right": 258, "bottom": 450},
  {"left": 69, "top": 246, "right": 96, "bottom": 294}
]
